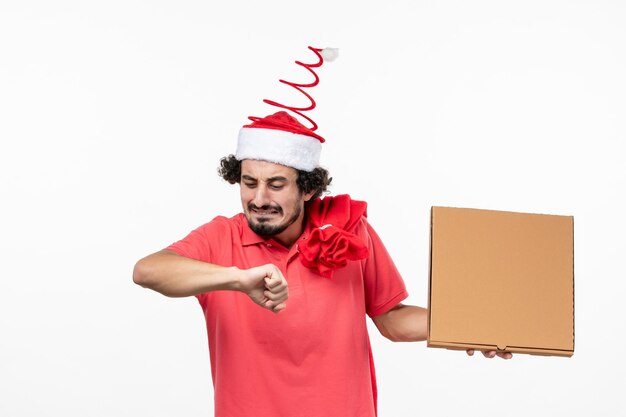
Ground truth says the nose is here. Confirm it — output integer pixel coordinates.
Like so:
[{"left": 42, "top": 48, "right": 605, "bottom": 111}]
[{"left": 252, "top": 184, "right": 271, "bottom": 207}]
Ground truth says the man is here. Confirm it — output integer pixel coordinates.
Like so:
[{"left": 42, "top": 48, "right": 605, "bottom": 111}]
[{"left": 133, "top": 47, "right": 510, "bottom": 417}]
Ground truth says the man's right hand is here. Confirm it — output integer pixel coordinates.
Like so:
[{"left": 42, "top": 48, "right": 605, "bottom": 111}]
[{"left": 238, "top": 264, "right": 289, "bottom": 313}]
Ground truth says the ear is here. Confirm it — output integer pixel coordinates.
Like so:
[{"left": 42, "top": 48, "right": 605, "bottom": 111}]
[{"left": 303, "top": 191, "right": 316, "bottom": 202}]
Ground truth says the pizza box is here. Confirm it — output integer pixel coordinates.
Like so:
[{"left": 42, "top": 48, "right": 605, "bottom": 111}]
[{"left": 427, "top": 206, "right": 574, "bottom": 357}]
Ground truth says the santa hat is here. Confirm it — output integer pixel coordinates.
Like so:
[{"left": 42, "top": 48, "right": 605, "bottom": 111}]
[{"left": 235, "top": 46, "right": 339, "bottom": 172}]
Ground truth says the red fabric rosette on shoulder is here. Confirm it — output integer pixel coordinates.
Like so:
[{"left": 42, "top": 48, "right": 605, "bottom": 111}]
[{"left": 298, "top": 194, "right": 369, "bottom": 278}]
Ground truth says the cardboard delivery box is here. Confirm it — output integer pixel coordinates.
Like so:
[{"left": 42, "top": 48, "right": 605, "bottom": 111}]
[{"left": 427, "top": 206, "right": 574, "bottom": 357}]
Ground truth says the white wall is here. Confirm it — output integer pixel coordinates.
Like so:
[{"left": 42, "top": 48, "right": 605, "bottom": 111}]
[{"left": 1, "top": 1, "right": 624, "bottom": 415}]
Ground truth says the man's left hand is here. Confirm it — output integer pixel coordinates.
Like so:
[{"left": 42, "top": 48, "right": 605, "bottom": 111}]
[{"left": 466, "top": 349, "right": 513, "bottom": 360}]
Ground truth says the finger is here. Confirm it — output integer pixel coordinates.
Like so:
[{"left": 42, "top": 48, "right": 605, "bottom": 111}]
[
  {"left": 266, "top": 284, "right": 287, "bottom": 299},
  {"left": 265, "top": 299, "right": 287, "bottom": 312},
  {"left": 482, "top": 350, "right": 497, "bottom": 358},
  {"left": 264, "top": 275, "right": 284, "bottom": 289},
  {"left": 272, "top": 302, "right": 287, "bottom": 313},
  {"left": 496, "top": 351, "right": 513, "bottom": 360},
  {"left": 274, "top": 291, "right": 288, "bottom": 305},
  {"left": 264, "top": 289, "right": 288, "bottom": 302},
  {"left": 266, "top": 280, "right": 287, "bottom": 293},
  {"left": 265, "top": 264, "right": 285, "bottom": 278},
  {"left": 466, "top": 349, "right": 475, "bottom": 356}
]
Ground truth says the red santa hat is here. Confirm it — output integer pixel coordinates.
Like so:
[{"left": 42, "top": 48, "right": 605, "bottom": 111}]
[{"left": 235, "top": 46, "right": 339, "bottom": 172}]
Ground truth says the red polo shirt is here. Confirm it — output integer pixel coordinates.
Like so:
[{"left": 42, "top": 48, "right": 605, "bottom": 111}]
[{"left": 166, "top": 213, "right": 408, "bottom": 417}]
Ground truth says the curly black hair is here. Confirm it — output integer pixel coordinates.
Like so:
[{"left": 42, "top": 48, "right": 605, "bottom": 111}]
[{"left": 218, "top": 155, "right": 332, "bottom": 200}]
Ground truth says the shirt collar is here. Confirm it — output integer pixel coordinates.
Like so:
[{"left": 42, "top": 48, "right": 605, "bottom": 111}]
[{"left": 239, "top": 214, "right": 268, "bottom": 246}]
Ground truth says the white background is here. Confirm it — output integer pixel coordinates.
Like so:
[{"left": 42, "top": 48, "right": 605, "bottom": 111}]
[{"left": 1, "top": 1, "right": 624, "bottom": 416}]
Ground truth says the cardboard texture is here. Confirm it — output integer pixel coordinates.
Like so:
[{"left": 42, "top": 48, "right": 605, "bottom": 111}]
[{"left": 427, "top": 206, "right": 574, "bottom": 357}]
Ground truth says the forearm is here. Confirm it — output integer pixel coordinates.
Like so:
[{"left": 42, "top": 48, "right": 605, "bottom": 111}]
[
  {"left": 132, "top": 250, "right": 241, "bottom": 297},
  {"left": 376, "top": 304, "right": 428, "bottom": 342}
]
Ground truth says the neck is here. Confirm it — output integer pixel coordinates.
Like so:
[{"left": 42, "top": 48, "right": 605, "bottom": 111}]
[{"left": 273, "top": 210, "right": 307, "bottom": 249}]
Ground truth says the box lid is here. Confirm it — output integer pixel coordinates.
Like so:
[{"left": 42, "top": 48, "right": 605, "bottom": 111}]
[{"left": 428, "top": 206, "right": 574, "bottom": 357}]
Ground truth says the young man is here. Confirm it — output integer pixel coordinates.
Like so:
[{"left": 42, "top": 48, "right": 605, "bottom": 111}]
[{"left": 133, "top": 47, "right": 510, "bottom": 417}]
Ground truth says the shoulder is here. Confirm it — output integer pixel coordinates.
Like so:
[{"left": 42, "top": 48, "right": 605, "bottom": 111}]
[
  {"left": 167, "top": 213, "right": 246, "bottom": 261},
  {"left": 196, "top": 213, "right": 244, "bottom": 230},
  {"left": 352, "top": 216, "right": 376, "bottom": 240},
  {"left": 184, "top": 213, "right": 246, "bottom": 242}
]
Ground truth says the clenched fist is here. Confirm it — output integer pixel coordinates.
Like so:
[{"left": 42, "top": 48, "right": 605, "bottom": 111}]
[{"left": 238, "top": 264, "right": 289, "bottom": 313}]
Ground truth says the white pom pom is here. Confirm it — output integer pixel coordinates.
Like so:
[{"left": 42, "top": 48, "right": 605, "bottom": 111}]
[{"left": 321, "top": 47, "right": 339, "bottom": 62}]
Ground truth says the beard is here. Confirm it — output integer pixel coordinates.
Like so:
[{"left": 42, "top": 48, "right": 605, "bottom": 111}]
[{"left": 246, "top": 202, "right": 302, "bottom": 237}]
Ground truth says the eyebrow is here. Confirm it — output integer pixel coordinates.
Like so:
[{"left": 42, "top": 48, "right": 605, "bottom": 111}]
[
  {"left": 267, "top": 176, "right": 288, "bottom": 182},
  {"left": 241, "top": 175, "right": 289, "bottom": 182}
]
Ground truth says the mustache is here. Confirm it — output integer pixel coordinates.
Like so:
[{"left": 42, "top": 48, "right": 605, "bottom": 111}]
[{"left": 248, "top": 203, "right": 283, "bottom": 213}]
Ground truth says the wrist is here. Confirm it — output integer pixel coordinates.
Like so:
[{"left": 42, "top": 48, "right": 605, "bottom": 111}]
[{"left": 225, "top": 266, "right": 244, "bottom": 292}]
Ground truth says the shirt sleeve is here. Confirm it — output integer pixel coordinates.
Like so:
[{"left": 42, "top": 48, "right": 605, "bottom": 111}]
[
  {"left": 361, "top": 219, "right": 409, "bottom": 318},
  {"left": 164, "top": 216, "right": 234, "bottom": 304},
  {"left": 165, "top": 216, "right": 232, "bottom": 263}
]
